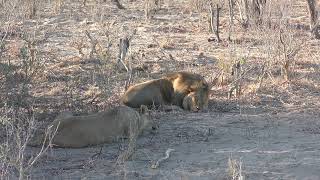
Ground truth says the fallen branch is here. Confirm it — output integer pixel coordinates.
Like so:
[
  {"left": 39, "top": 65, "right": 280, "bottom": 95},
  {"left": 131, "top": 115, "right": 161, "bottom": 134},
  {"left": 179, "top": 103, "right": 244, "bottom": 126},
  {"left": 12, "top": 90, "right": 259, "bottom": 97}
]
[{"left": 151, "top": 148, "right": 175, "bottom": 169}]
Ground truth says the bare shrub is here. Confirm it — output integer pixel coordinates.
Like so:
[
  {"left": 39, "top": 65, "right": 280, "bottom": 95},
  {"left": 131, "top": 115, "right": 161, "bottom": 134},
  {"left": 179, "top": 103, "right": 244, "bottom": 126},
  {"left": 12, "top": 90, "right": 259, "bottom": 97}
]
[
  {"left": 144, "top": 0, "right": 162, "bottom": 20},
  {"left": 186, "top": 0, "right": 213, "bottom": 32},
  {"left": 0, "top": 20, "right": 51, "bottom": 178},
  {"left": 188, "top": 0, "right": 211, "bottom": 13},
  {"left": 0, "top": 107, "right": 57, "bottom": 179},
  {"left": 256, "top": 0, "right": 304, "bottom": 82},
  {"left": 54, "top": 0, "right": 63, "bottom": 14},
  {"left": 0, "top": 0, "right": 49, "bottom": 20},
  {"left": 278, "top": 27, "right": 305, "bottom": 81},
  {"left": 227, "top": 156, "right": 245, "bottom": 180}
]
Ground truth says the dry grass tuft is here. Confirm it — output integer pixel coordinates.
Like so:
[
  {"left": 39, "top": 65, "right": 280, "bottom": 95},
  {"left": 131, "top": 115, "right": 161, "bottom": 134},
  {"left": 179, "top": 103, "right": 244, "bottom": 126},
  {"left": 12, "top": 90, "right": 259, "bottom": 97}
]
[{"left": 228, "top": 156, "right": 245, "bottom": 180}]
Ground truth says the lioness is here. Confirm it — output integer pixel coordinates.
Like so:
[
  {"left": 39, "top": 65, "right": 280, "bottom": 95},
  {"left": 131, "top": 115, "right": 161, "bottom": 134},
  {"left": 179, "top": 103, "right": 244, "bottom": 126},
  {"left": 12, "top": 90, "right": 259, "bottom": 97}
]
[
  {"left": 121, "top": 78, "right": 174, "bottom": 108},
  {"left": 182, "top": 90, "right": 209, "bottom": 112},
  {"left": 29, "top": 106, "right": 153, "bottom": 148},
  {"left": 163, "top": 72, "right": 210, "bottom": 108}
]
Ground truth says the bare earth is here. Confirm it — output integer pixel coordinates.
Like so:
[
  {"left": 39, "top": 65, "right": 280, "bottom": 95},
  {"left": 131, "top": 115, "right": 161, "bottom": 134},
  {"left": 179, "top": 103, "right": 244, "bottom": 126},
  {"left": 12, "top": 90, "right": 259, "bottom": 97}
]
[
  {"left": 1, "top": 0, "right": 320, "bottom": 179},
  {"left": 28, "top": 107, "right": 320, "bottom": 179}
]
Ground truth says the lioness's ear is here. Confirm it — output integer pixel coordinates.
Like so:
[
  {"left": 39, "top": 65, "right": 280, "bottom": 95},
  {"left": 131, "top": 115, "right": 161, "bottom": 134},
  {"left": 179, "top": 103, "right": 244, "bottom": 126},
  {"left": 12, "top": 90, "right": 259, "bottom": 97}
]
[{"left": 140, "top": 105, "right": 149, "bottom": 114}]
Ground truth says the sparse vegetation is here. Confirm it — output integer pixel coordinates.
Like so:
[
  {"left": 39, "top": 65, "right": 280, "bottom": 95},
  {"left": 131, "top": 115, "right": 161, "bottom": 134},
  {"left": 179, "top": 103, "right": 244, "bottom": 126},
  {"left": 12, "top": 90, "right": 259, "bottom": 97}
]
[
  {"left": 228, "top": 156, "right": 245, "bottom": 180},
  {"left": 0, "top": 0, "right": 319, "bottom": 179}
]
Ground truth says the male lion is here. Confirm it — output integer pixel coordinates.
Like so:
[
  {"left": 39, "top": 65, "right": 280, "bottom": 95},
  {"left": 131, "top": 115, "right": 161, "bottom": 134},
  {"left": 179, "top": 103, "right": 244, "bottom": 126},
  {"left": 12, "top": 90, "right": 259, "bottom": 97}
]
[
  {"left": 163, "top": 72, "right": 210, "bottom": 109},
  {"left": 182, "top": 89, "right": 209, "bottom": 112},
  {"left": 29, "top": 106, "right": 153, "bottom": 148},
  {"left": 121, "top": 78, "right": 174, "bottom": 108}
]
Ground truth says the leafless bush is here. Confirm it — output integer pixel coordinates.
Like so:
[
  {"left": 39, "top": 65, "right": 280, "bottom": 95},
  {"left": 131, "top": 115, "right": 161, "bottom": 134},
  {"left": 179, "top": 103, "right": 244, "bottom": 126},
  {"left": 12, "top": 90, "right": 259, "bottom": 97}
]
[
  {"left": 0, "top": 19, "right": 51, "bottom": 178},
  {"left": 144, "top": 0, "right": 162, "bottom": 20},
  {"left": 256, "top": 0, "right": 304, "bottom": 83},
  {"left": 54, "top": 0, "right": 63, "bottom": 14},
  {"left": 278, "top": 27, "right": 305, "bottom": 81},
  {"left": 0, "top": 106, "right": 58, "bottom": 179},
  {"left": 227, "top": 156, "right": 245, "bottom": 180},
  {"left": 0, "top": 0, "right": 50, "bottom": 20},
  {"left": 188, "top": 0, "right": 211, "bottom": 13}
]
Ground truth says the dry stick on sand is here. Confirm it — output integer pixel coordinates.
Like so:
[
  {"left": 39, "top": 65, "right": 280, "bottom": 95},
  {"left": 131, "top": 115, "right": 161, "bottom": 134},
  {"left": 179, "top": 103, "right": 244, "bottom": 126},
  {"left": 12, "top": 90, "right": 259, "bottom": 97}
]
[{"left": 151, "top": 148, "right": 175, "bottom": 169}]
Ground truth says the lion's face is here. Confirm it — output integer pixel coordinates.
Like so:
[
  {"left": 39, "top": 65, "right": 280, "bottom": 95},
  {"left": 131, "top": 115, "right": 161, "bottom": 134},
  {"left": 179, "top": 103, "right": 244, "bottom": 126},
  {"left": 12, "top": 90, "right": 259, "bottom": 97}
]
[{"left": 183, "top": 90, "right": 209, "bottom": 112}]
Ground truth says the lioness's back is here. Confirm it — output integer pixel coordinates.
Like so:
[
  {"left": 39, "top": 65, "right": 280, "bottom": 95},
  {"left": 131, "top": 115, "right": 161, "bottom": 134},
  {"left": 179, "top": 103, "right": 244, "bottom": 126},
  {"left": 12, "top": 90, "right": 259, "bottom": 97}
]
[{"left": 30, "top": 106, "right": 150, "bottom": 148}]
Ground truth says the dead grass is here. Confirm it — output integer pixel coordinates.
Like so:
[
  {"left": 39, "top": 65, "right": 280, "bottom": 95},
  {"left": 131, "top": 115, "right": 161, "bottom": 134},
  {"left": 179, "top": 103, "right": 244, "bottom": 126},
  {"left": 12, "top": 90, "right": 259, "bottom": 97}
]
[
  {"left": 228, "top": 156, "right": 245, "bottom": 180},
  {"left": 0, "top": 0, "right": 319, "bottom": 178}
]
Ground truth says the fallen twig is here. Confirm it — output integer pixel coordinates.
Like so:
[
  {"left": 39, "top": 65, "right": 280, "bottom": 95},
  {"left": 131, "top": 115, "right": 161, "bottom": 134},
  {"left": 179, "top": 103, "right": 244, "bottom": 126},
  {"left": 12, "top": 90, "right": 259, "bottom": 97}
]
[{"left": 151, "top": 148, "right": 175, "bottom": 169}]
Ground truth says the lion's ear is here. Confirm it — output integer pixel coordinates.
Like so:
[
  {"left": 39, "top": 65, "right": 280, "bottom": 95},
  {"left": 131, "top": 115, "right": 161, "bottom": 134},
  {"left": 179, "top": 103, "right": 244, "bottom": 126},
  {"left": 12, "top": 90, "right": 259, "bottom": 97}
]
[{"left": 140, "top": 105, "right": 149, "bottom": 114}]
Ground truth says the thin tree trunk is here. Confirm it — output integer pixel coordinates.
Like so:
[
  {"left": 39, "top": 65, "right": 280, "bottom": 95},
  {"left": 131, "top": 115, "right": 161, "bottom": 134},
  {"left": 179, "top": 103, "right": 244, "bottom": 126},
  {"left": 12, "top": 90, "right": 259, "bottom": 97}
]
[
  {"left": 117, "top": 37, "right": 130, "bottom": 72},
  {"left": 250, "top": 0, "right": 266, "bottom": 25},
  {"left": 112, "top": 0, "right": 125, "bottom": 9},
  {"left": 237, "top": 0, "right": 249, "bottom": 28},
  {"left": 306, "top": 0, "right": 320, "bottom": 39},
  {"left": 209, "top": 3, "right": 221, "bottom": 42},
  {"left": 228, "top": 0, "right": 234, "bottom": 41}
]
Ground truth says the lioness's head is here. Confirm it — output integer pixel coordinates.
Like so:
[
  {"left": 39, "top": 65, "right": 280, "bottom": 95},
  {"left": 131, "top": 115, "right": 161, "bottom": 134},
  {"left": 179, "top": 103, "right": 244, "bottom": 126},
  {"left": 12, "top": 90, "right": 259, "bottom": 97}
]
[
  {"left": 139, "top": 105, "right": 157, "bottom": 132},
  {"left": 182, "top": 89, "right": 209, "bottom": 112}
]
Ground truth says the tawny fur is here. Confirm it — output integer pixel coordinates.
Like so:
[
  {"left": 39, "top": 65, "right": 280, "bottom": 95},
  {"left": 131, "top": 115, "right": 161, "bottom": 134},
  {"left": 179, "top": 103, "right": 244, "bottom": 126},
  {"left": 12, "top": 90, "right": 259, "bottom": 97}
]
[
  {"left": 182, "top": 90, "right": 209, "bottom": 112},
  {"left": 121, "top": 78, "right": 174, "bottom": 108},
  {"left": 163, "top": 72, "right": 209, "bottom": 108},
  {"left": 29, "top": 106, "right": 152, "bottom": 148}
]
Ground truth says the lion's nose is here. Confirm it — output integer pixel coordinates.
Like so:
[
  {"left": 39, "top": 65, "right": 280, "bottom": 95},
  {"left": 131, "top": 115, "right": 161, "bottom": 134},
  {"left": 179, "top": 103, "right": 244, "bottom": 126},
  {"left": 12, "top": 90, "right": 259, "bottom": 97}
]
[{"left": 193, "top": 107, "right": 200, "bottom": 112}]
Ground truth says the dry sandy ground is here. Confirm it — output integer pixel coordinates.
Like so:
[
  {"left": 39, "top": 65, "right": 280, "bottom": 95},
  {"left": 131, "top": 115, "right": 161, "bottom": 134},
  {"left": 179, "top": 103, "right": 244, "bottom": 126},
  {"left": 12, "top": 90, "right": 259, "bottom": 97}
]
[
  {"left": 2, "top": 0, "right": 320, "bottom": 179},
  {"left": 27, "top": 106, "right": 320, "bottom": 180}
]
